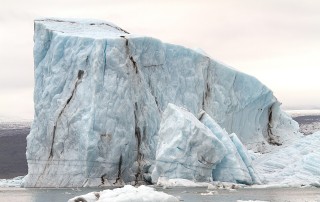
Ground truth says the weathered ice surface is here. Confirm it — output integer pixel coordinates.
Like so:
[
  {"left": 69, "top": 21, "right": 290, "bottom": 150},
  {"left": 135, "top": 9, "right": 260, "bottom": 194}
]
[
  {"left": 200, "top": 112, "right": 260, "bottom": 185},
  {"left": 151, "top": 104, "right": 226, "bottom": 183},
  {"left": 254, "top": 131, "right": 320, "bottom": 186},
  {"left": 25, "top": 18, "right": 299, "bottom": 187}
]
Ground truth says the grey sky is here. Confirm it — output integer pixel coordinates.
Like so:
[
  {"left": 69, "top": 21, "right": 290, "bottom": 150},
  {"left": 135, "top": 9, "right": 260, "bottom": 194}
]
[{"left": 1, "top": 0, "right": 320, "bottom": 119}]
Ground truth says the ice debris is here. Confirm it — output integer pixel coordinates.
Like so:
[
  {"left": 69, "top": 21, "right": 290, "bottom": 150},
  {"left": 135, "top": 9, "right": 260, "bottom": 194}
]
[
  {"left": 0, "top": 176, "right": 24, "bottom": 187},
  {"left": 254, "top": 131, "right": 320, "bottom": 187},
  {"left": 68, "top": 185, "right": 179, "bottom": 202}
]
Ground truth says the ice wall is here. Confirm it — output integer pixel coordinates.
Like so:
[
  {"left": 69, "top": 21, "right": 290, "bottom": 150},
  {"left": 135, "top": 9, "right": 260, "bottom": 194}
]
[
  {"left": 200, "top": 112, "right": 261, "bottom": 184},
  {"left": 151, "top": 104, "right": 226, "bottom": 183},
  {"left": 24, "top": 18, "right": 299, "bottom": 187}
]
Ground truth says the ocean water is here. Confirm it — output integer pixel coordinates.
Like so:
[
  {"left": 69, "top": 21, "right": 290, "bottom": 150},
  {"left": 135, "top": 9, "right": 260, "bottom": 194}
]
[{"left": 0, "top": 187, "right": 319, "bottom": 202}]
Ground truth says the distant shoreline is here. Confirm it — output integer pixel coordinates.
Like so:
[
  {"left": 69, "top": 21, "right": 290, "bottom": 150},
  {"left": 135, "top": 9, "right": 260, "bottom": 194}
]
[{"left": 285, "top": 109, "right": 320, "bottom": 116}]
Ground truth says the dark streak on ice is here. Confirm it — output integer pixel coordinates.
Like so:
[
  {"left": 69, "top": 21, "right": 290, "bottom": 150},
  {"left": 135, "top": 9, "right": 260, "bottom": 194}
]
[
  {"left": 98, "top": 23, "right": 130, "bottom": 34},
  {"left": 49, "top": 70, "right": 84, "bottom": 158},
  {"left": 202, "top": 58, "right": 211, "bottom": 110},
  {"left": 114, "top": 155, "right": 123, "bottom": 185},
  {"left": 129, "top": 56, "right": 138, "bottom": 74},
  {"left": 121, "top": 36, "right": 138, "bottom": 74},
  {"left": 134, "top": 103, "right": 143, "bottom": 185},
  {"left": 101, "top": 174, "right": 106, "bottom": 185},
  {"left": 267, "top": 105, "right": 282, "bottom": 146},
  {"left": 74, "top": 197, "right": 88, "bottom": 202}
]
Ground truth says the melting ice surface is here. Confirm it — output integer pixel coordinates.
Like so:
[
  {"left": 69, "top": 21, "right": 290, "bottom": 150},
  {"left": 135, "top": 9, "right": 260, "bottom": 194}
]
[{"left": 24, "top": 18, "right": 319, "bottom": 190}]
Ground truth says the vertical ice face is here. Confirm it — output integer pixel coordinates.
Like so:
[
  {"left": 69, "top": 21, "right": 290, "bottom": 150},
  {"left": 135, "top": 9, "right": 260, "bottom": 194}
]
[
  {"left": 25, "top": 18, "right": 299, "bottom": 187},
  {"left": 151, "top": 104, "right": 226, "bottom": 183},
  {"left": 200, "top": 112, "right": 261, "bottom": 185}
]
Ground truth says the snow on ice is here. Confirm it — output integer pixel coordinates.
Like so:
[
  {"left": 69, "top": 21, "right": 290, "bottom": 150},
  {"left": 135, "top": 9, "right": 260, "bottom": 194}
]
[
  {"left": 0, "top": 176, "right": 24, "bottom": 188},
  {"left": 68, "top": 185, "right": 179, "bottom": 202}
]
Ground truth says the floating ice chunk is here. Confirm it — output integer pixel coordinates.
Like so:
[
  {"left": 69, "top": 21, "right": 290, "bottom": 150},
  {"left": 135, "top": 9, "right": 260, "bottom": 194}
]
[
  {"left": 201, "top": 190, "right": 218, "bottom": 195},
  {"left": 156, "top": 177, "right": 211, "bottom": 187},
  {"left": 68, "top": 185, "right": 179, "bottom": 202},
  {"left": 151, "top": 103, "right": 226, "bottom": 183},
  {"left": 69, "top": 191, "right": 99, "bottom": 202}
]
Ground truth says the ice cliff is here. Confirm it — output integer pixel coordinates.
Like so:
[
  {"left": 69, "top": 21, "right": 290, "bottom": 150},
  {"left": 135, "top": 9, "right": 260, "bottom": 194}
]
[
  {"left": 151, "top": 104, "right": 227, "bottom": 183},
  {"left": 24, "top": 18, "right": 299, "bottom": 187}
]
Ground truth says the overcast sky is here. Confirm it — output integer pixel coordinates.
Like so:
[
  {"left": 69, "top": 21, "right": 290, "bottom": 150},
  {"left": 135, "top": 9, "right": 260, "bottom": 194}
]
[{"left": 1, "top": 0, "right": 320, "bottom": 119}]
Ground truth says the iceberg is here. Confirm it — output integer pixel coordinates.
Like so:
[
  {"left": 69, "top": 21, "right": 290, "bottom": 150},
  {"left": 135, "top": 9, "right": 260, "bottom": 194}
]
[{"left": 24, "top": 18, "right": 299, "bottom": 187}]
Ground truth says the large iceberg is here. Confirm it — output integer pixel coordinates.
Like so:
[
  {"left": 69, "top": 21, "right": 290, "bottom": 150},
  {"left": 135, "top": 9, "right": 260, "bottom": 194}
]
[{"left": 24, "top": 18, "right": 299, "bottom": 187}]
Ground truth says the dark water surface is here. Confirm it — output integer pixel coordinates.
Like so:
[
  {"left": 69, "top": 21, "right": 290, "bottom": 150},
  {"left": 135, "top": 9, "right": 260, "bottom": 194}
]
[
  {"left": 0, "top": 187, "right": 319, "bottom": 202},
  {"left": 0, "top": 122, "right": 30, "bottom": 178}
]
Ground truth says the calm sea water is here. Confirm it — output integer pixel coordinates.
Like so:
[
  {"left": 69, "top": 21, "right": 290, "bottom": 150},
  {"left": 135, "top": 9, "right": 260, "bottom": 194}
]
[{"left": 0, "top": 187, "right": 319, "bottom": 202}]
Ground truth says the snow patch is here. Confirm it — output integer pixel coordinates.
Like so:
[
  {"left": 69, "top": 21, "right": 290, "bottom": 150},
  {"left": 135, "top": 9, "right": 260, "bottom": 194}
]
[
  {"left": 68, "top": 185, "right": 179, "bottom": 202},
  {"left": 0, "top": 176, "right": 24, "bottom": 187}
]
